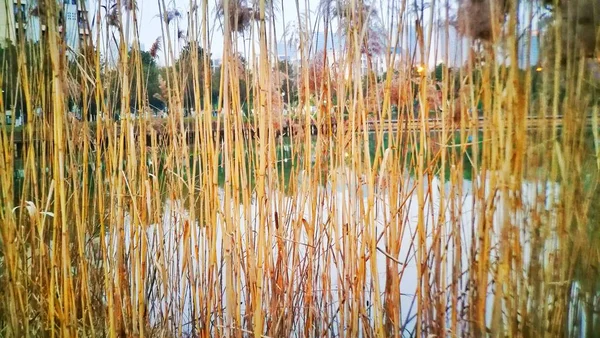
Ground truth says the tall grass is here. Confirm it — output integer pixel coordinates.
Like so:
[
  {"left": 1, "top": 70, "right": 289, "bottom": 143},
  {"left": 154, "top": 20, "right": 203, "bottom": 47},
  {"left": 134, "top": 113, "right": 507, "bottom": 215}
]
[{"left": 0, "top": 0, "right": 599, "bottom": 336}]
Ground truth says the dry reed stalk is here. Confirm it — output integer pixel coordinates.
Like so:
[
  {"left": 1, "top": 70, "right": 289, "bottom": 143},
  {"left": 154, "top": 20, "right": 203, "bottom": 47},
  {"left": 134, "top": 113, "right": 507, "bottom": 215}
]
[{"left": 1, "top": 0, "right": 600, "bottom": 336}]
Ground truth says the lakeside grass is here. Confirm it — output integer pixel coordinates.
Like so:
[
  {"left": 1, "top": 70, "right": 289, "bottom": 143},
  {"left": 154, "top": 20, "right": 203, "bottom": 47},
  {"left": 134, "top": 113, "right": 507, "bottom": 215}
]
[{"left": 1, "top": 0, "right": 600, "bottom": 337}]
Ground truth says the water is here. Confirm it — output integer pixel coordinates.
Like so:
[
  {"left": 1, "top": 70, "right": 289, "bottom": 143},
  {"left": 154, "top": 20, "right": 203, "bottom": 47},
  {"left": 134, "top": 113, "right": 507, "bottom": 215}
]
[{"left": 107, "top": 166, "right": 563, "bottom": 336}]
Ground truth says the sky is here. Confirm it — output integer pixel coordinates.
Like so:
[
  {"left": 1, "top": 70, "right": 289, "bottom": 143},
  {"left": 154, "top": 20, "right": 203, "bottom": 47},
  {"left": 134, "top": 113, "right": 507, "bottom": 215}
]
[
  {"left": 89, "top": 0, "right": 458, "bottom": 66},
  {"left": 87, "top": 0, "right": 543, "bottom": 69},
  {"left": 89, "top": 0, "right": 322, "bottom": 64}
]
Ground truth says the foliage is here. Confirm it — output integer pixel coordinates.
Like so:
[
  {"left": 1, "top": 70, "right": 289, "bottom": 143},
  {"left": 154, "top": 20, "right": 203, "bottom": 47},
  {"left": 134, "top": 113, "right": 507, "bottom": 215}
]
[
  {"left": 210, "top": 55, "right": 252, "bottom": 111},
  {"left": 299, "top": 51, "right": 338, "bottom": 104},
  {"left": 542, "top": 0, "right": 599, "bottom": 59},
  {"left": 216, "top": 0, "right": 277, "bottom": 33},
  {"left": 457, "top": 0, "right": 599, "bottom": 63},
  {"left": 456, "top": 0, "right": 508, "bottom": 42},
  {"left": 277, "top": 60, "right": 298, "bottom": 105},
  {"left": 103, "top": 48, "right": 164, "bottom": 114},
  {"left": 0, "top": 41, "right": 57, "bottom": 120},
  {"left": 176, "top": 41, "right": 212, "bottom": 110},
  {"left": 318, "top": 0, "right": 386, "bottom": 56},
  {"left": 128, "top": 49, "right": 163, "bottom": 111},
  {"left": 0, "top": 43, "right": 22, "bottom": 112}
]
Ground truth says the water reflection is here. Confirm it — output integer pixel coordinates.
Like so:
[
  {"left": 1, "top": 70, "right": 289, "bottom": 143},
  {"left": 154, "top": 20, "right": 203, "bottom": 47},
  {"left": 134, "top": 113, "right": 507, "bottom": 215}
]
[{"left": 112, "top": 168, "right": 562, "bottom": 336}]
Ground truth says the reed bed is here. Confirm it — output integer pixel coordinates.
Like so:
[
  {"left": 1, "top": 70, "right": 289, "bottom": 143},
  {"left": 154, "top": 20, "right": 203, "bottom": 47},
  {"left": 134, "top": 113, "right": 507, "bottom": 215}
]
[{"left": 0, "top": 0, "right": 599, "bottom": 336}]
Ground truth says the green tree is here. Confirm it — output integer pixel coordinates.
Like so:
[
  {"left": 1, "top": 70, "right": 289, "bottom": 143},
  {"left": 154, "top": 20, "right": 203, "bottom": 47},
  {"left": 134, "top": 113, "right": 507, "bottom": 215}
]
[
  {"left": 210, "top": 54, "right": 252, "bottom": 113},
  {"left": 176, "top": 41, "right": 212, "bottom": 111},
  {"left": 0, "top": 43, "right": 21, "bottom": 113},
  {"left": 0, "top": 41, "right": 49, "bottom": 122},
  {"left": 129, "top": 49, "right": 163, "bottom": 112},
  {"left": 277, "top": 60, "right": 298, "bottom": 105}
]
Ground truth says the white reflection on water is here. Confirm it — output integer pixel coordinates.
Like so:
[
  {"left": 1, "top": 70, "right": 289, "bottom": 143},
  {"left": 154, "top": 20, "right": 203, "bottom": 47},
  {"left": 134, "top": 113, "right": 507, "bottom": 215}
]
[{"left": 108, "top": 168, "right": 563, "bottom": 336}]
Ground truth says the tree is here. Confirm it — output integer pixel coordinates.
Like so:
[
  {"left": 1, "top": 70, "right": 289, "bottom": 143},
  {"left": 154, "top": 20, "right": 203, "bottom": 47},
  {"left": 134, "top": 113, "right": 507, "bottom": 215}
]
[
  {"left": 0, "top": 43, "right": 21, "bottom": 113},
  {"left": 176, "top": 41, "right": 212, "bottom": 110},
  {"left": 216, "top": 0, "right": 277, "bottom": 34},
  {"left": 268, "top": 65, "right": 290, "bottom": 113},
  {"left": 456, "top": 0, "right": 508, "bottom": 43},
  {"left": 129, "top": 49, "right": 162, "bottom": 112},
  {"left": 0, "top": 41, "right": 49, "bottom": 121},
  {"left": 299, "top": 51, "right": 339, "bottom": 104},
  {"left": 541, "top": 0, "right": 599, "bottom": 62},
  {"left": 210, "top": 54, "right": 252, "bottom": 112},
  {"left": 456, "top": 0, "right": 599, "bottom": 60},
  {"left": 276, "top": 60, "right": 298, "bottom": 105},
  {"left": 317, "top": 0, "right": 386, "bottom": 118},
  {"left": 318, "top": 0, "right": 386, "bottom": 56},
  {"left": 143, "top": 52, "right": 163, "bottom": 110}
]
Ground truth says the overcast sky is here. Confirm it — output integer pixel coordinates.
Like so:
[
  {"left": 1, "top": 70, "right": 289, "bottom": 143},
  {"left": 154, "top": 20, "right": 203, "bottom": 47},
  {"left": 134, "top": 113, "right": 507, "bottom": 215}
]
[
  {"left": 89, "top": 0, "right": 323, "bottom": 64},
  {"left": 89, "top": 0, "right": 456, "bottom": 65},
  {"left": 87, "top": 0, "right": 544, "bottom": 68}
]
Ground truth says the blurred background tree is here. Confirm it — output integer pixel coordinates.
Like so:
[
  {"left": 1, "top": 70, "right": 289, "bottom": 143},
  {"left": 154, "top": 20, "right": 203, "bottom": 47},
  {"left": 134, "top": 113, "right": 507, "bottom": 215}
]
[{"left": 176, "top": 41, "right": 212, "bottom": 112}]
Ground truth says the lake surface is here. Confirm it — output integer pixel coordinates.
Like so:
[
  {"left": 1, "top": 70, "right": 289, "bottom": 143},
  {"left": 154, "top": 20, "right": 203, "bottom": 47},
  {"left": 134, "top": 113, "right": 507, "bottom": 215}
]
[{"left": 108, "top": 166, "right": 564, "bottom": 336}]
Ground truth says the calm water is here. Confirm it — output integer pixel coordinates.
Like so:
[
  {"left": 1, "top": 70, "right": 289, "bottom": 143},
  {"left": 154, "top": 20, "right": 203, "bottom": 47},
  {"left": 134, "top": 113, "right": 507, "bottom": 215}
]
[{"left": 116, "top": 168, "right": 563, "bottom": 336}]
